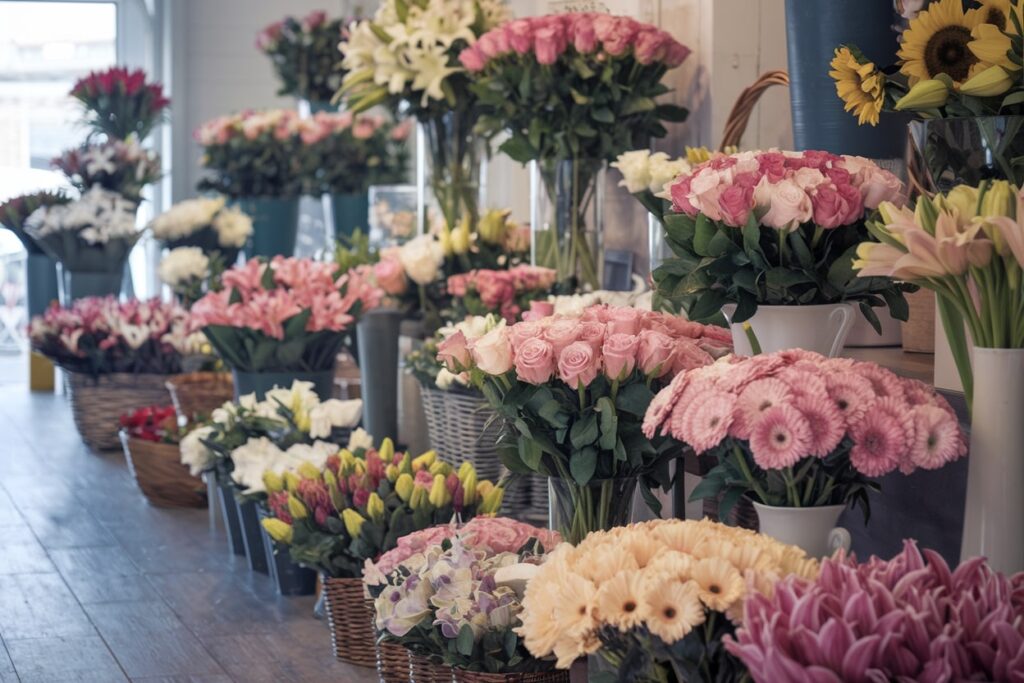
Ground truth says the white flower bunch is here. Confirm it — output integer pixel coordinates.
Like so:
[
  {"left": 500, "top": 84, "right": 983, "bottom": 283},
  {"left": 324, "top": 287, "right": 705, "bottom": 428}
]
[
  {"left": 26, "top": 186, "right": 138, "bottom": 245},
  {"left": 341, "top": 0, "right": 509, "bottom": 108},
  {"left": 398, "top": 233, "right": 446, "bottom": 285},
  {"left": 149, "top": 196, "right": 252, "bottom": 248},
  {"left": 158, "top": 247, "right": 209, "bottom": 288},
  {"left": 230, "top": 437, "right": 338, "bottom": 495},
  {"left": 548, "top": 287, "right": 652, "bottom": 317},
  {"left": 612, "top": 150, "right": 692, "bottom": 196},
  {"left": 180, "top": 425, "right": 216, "bottom": 476}
]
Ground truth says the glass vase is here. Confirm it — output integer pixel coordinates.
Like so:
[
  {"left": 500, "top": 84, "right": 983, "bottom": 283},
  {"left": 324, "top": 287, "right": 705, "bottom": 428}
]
[
  {"left": 530, "top": 158, "right": 605, "bottom": 292},
  {"left": 908, "top": 115, "right": 1024, "bottom": 194},
  {"left": 648, "top": 212, "right": 672, "bottom": 273},
  {"left": 420, "top": 109, "right": 487, "bottom": 233},
  {"left": 548, "top": 475, "right": 637, "bottom": 545}
]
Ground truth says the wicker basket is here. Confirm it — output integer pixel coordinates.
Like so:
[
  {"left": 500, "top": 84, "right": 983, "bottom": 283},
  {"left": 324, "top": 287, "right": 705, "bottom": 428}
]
[
  {"left": 67, "top": 372, "right": 173, "bottom": 451},
  {"left": 377, "top": 640, "right": 410, "bottom": 683},
  {"left": 166, "top": 372, "right": 234, "bottom": 422},
  {"left": 409, "top": 653, "right": 453, "bottom": 683},
  {"left": 119, "top": 433, "right": 206, "bottom": 508},
  {"left": 453, "top": 670, "right": 569, "bottom": 683},
  {"left": 322, "top": 577, "right": 376, "bottom": 668}
]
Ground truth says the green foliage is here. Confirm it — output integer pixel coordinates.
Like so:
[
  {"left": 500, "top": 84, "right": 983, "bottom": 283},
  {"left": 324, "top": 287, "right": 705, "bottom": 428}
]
[
  {"left": 302, "top": 118, "right": 410, "bottom": 195},
  {"left": 197, "top": 133, "right": 305, "bottom": 199},
  {"left": 258, "top": 14, "right": 354, "bottom": 103}
]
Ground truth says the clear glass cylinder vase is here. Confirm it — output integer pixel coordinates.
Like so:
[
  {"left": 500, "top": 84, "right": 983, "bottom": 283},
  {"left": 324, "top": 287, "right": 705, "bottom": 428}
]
[
  {"left": 530, "top": 158, "right": 606, "bottom": 292},
  {"left": 548, "top": 475, "right": 637, "bottom": 545},
  {"left": 419, "top": 109, "right": 488, "bottom": 233},
  {"left": 648, "top": 212, "right": 673, "bottom": 273}
]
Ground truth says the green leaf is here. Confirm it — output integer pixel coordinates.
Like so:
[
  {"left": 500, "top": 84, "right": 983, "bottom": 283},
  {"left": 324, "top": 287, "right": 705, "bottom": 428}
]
[
  {"left": 517, "top": 438, "right": 543, "bottom": 470},
  {"left": 621, "top": 97, "right": 656, "bottom": 115},
  {"left": 498, "top": 135, "right": 537, "bottom": 164},
  {"left": 687, "top": 289, "right": 729, "bottom": 322},
  {"left": 456, "top": 624, "right": 475, "bottom": 656},
  {"left": 655, "top": 103, "right": 689, "bottom": 122},
  {"left": 569, "top": 413, "right": 599, "bottom": 450},
  {"left": 591, "top": 107, "right": 614, "bottom": 123},
  {"left": 596, "top": 397, "right": 618, "bottom": 450},
  {"left": 614, "top": 383, "right": 655, "bottom": 416},
  {"left": 692, "top": 214, "right": 716, "bottom": 256},
  {"left": 538, "top": 400, "right": 568, "bottom": 428},
  {"left": 570, "top": 447, "right": 597, "bottom": 485}
]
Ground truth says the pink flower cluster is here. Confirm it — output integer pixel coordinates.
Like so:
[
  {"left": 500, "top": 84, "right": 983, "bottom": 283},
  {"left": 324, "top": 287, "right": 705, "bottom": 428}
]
[
  {"left": 643, "top": 349, "right": 966, "bottom": 477},
  {"left": 447, "top": 265, "right": 557, "bottom": 321},
  {"left": 728, "top": 540, "right": 1024, "bottom": 682},
  {"left": 669, "top": 150, "right": 906, "bottom": 230},
  {"left": 190, "top": 257, "right": 381, "bottom": 339},
  {"left": 369, "top": 517, "right": 562, "bottom": 578},
  {"left": 439, "top": 305, "right": 732, "bottom": 388},
  {"left": 459, "top": 13, "right": 690, "bottom": 71},
  {"left": 196, "top": 109, "right": 401, "bottom": 148},
  {"left": 293, "top": 111, "right": 412, "bottom": 146}
]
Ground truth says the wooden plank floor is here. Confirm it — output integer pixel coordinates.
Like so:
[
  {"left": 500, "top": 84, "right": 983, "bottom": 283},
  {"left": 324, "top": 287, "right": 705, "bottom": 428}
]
[{"left": 0, "top": 386, "right": 378, "bottom": 683}]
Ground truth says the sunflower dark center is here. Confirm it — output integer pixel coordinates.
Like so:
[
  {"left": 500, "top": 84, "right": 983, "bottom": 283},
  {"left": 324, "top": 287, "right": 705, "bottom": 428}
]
[
  {"left": 985, "top": 8, "right": 1006, "bottom": 27},
  {"left": 924, "top": 26, "right": 977, "bottom": 81}
]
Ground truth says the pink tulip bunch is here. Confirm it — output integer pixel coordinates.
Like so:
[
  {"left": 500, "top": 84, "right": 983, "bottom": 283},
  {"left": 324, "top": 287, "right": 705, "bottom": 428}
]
[
  {"left": 439, "top": 304, "right": 732, "bottom": 389},
  {"left": 447, "top": 265, "right": 557, "bottom": 322},
  {"left": 669, "top": 150, "right": 906, "bottom": 231},
  {"left": 728, "top": 540, "right": 1024, "bottom": 682},
  {"left": 460, "top": 13, "right": 689, "bottom": 71}
]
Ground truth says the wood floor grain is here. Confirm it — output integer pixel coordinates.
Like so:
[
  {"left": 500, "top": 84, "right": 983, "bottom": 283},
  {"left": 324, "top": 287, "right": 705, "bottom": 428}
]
[{"left": 0, "top": 387, "right": 377, "bottom": 683}]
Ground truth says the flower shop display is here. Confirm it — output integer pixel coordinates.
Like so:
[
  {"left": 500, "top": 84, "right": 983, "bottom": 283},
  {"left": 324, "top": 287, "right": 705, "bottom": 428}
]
[
  {"left": 829, "top": 0, "right": 1024, "bottom": 190},
  {"left": 441, "top": 304, "right": 732, "bottom": 544},
  {"left": 653, "top": 149, "right": 911, "bottom": 355},
  {"left": 369, "top": 531, "right": 565, "bottom": 682},
  {"left": 464, "top": 13, "right": 691, "bottom": 291},
  {"left": 158, "top": 247, "right": 223, "bottom": 308},
  {"left": 0, "top": 191, "right": 69, "bottom": 317},
  {"left": 30, "top": 297, "right": 201, "bottom": 449},
  {"left": 259, "top": 439, "right": 503, "bottom": 666},
  {"left": 52, "top": 139, "right": 161, "bottom": 203},
  {"left": 853, "top": 181, "right": 1024, "bottom": 571},
  {"left": 447, "top": 266, "right": 557, "bottom": 323},
  {"left": 519, "top": 518, "right": 820, "bottom": 681},
  {"left": 70, "top": 66, "right": 170, "bottom": 142},
  {"left": 728, "top": 540, "right": 1024, "bottom": 682},
  {"left": 190, "top": 257, "right": 381, "bottom": 400},
  {"left": 300, "top": 112, "right": 411, "bottom": 240},
  {"left": 119, "top": 405, "right": 205, "bottom": 508},
  {"left": 149, "top": 195, "right": 252, "bottom": 265},
  {"left": 643, "top": 349, "right": 967, "bottom": 558},
  {"left": 256, "top": 11, "right": 352, "bottom": 108},
  {"left": 194, "top": 109, "right": 308, "bottom": 257},
  {"left": 24, "top": 186, "right": 141, "bottom": 301},
  {"left": 340, "top": 0, "right": 511, "bottom": 234}
]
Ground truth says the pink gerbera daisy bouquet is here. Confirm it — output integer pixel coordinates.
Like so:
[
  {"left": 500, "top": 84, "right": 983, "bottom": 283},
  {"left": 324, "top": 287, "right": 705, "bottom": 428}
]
[
  {"left": 446, "top": 265, "right": 557, "bottom": 322},
  {"left": 643, "top": 349, "right": 967, "bottom": 520},
  {"left": 190, "top": 256, "right": 382, "bottom": 373},
  {"left": 653, "top": 149, "right": 913, "bottom": 332},
  {"left": 727, "top": 539, "right": 1024, "bottom": 682},
  {"left": 438, "top": 304, "right": 732, "bottom": 543}
]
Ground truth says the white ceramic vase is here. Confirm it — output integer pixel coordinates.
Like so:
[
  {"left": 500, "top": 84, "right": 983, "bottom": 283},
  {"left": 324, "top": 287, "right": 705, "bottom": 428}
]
[
  {"left": 753, "top": 502, "right": 852, "bottom": 559},
  {"left": 960, "top": 347, "right": 1024, "bottom": 573},
  {"left": 721, "top": 303, "right": 856, "bottom": 357}
]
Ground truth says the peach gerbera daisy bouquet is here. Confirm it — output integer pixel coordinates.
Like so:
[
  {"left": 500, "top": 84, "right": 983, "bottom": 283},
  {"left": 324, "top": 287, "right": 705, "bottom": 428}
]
[
  {"left": 642, "top": 349, "right": 967, "bottom": 521},
  {"left": 517, "top": 519, "right": 819, "bottom": 681}
]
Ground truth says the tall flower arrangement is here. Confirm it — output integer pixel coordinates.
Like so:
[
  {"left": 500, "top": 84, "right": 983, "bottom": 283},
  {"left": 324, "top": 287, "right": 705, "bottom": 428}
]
[
  {"left": 70, "top": 66, "right": 170, "bottom": 141},
  {"left": 438, "top": 304, "right": 732, "bottom": 543},
  {"left": 52, "top": 139, "right": 161, "bottom": 203},
  {"left": 463, "top": 13, "right": 690, "bottom": 290},
  {"left": 0, "top": 191, "right": 70, "bottom": 255},
  {"left": 256, "top": 11, "right": 354, "bottom": 104},
  {"left": 340, "top": 0, "right": 511, "bottom": 232},
  {"left": 300, "top": 112, "right": 411, "bottom": 196},
  {"left": 654, "top": 150, "right": 912, "bottom": 331},
  {"left": 518, "top": 519, "right": 820, "bottom": 680},
  {"left": 727, "top": 540, "right": 1024, "bottom": 682},
  {"left": 642, "top": 349, "right": 966, "bottom": 521}
]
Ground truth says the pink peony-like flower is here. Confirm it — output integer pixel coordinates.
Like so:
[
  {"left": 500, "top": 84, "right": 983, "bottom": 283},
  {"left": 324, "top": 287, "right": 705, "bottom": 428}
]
[
  {"left": 849, "top": 405, "right": 905, "bottom": 477},
  {"left": 602, "top": 332, "right": 639, "bottom": 380},
  {"left": 514, "top": 337, "right": 556, "bottom": 385},
  {"left": 680, "top": 391, "right": 736, "bottom": 454},
  {"left": 748, "top": 404, "right": 812, "bottom": 469},
  {"left": 558, "top": 341, "right": 599, "bottom": 388}
]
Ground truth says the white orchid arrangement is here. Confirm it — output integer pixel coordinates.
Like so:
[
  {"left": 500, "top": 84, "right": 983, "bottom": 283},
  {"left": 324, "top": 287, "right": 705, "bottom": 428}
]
[
  {"left": 339, "top": 0, "right": 510, "bottom": 116},
  {"left": 149, "top": 196, "right": 252, "bottom": 252}
]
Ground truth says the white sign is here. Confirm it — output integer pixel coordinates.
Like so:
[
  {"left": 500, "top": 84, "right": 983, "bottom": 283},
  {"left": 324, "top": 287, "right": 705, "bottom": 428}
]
[{"left": 545, "top": 0, "right": 659, "bottom": 23}]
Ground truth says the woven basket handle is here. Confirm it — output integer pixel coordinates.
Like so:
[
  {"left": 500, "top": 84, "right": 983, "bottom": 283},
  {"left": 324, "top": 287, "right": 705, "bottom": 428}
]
[{"left": 718, "top": 70, "right": 790, "bottom": 151}]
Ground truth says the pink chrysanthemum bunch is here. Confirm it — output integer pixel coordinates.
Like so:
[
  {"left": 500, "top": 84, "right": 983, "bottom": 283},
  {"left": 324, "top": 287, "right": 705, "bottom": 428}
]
[
  {"left": 727, "top": 540, "right": 1024, "bottom": 683},
  {"left": 643, "top": 348, "right": 966, "bottom": 517}
]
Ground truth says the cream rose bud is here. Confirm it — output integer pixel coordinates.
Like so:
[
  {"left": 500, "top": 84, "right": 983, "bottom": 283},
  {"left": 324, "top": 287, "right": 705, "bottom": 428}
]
[
  {"left": 309, "top": 399, "right": 363, "bottom": 438},
  {"left": 398, "top": 234, "right": 445, "bottom": 285},
  {"left": 558, "top": 341, "right": 599, "bottom": 389},
  {"left": 158, "top": 247, "right": 209, "bottom": 286},
  {"left": 213, "top": 206, "right": 254, "bottom": 247},
  {"left": 470, "top": 322, "right": 513, "bottom": 375},
  {"left": 179, "top": 425, "right": 216, "bottom": 476},
  {"left": 346, "top": 427, "right": 374, "bottom": 452},
  {"left": 757, "top": 178, "right": 812, "bottom": 231},
  {"left": 612, "top": 150, "right": 654, "bottom": 194},
  {"left": 647, "top": 154, "right": 691, "bottom": 195},
  {"left": 602, "top": 332, "right": 639, "bottom": 380}
]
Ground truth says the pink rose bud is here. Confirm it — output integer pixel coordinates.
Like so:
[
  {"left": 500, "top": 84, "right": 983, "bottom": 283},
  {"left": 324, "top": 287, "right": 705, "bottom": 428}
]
[
  {"left": 506, "top": 19, "right": 533, "bottom": 54},
  {"left": 437, "top": 330, "right": 471, "bottom": 371},
  {"left": 577, "top": 320, "right": 606, "bottom": 352},
  {"left": 572, "top": 16, "right": 598, "bottom": 53},
  {"left": 514, "top": 337, "right": 556, "bottom": 385},
  {"left": 374, "top": 258, "right": 408, "bottom": 295},
  {"left": 664, "top": 41, "right": 691, "bottom": 67},
  {"left": 509, "top": 320, "right": 543, "bottom": 347},
  {"left": 558, "top": 341, "right": 599, "bottom": 389},
  {"left": 602, "top": 332, "right": 640, "bottom": 380},
  {"left": 638, "top": 329, "right": 675, "bottom": 377},
  {"left": 414, "top": 469, "right": 434, "bottom": 490},
  {"left": 543, "top": 318, "right": 580, "bottom": 357},
  {"left": 606, "top": 306, "right": 640, "bottom": 335},
  {"left": 533, "top": 26, "right": 565, "bottom": 65},
  {"left": 458, "top": 46, "right": 487, "bottom": 72},
  {"left": 529, "top": 300, "right": 554, "bottom": 317}
]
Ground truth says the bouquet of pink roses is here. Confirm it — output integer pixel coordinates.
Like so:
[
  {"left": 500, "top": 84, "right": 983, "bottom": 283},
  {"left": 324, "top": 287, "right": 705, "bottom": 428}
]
[
  {"left": 446, "top": 265, "right": 557, "bottom": 322},
  {"left": 190, "top": 256, "right": 381, "bottom": 373},
  {"left": 439, "top": 304, "right": 731, "bottom": 543},
  {"left": 727, "top": 540, "right": 1024, "bottom": 682},
  {"left": 643, "top": 348, "right": 966, "bottom": 520},
  {"left": 654, "top": 149, "right": 913, "bottom": 331}
]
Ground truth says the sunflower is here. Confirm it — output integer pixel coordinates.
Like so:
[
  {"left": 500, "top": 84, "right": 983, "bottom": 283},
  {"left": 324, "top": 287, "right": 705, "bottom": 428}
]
[
  {"left": 830, "top": 46, "right": 886, "bottom": 126},
  {"left": 690, "top": 556, "right": 745, "bottom": 613},
  {"left": 595, "top": 570, "right": 649, "bottom": 631},
  {"left": 970, "top": 0, "right": 1022, "bottom": 70},
  {"left": 977, "top": 0, "right": 1012, "bottom": 28},
  {"left": 899, "top": 0, "right": 984, "bottom": 85},
  {"left": 643, "top": 579, "right": 706, "bottom": 644}
]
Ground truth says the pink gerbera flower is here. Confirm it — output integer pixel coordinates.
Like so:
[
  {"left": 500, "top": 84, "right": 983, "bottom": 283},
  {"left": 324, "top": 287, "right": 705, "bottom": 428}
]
[
  {"left": 907, "top": 405, "right": 966, "bottom": 470},
  {"left": 854, "top": 364, "right": 906, "bottom": 402},
  {"left": 680, "top": 391, "right": 736, "bottom": 453},
  {"left": 732, "top": 378, "right": 792, "bottom": 439},
  {"left": 793, "top": 395, "right": 845, "bottom": 457},
  {"left": 643, "top": 383, "right": 676, "bottom": 438},
  {"left": 825, "top": 371, "right": 875, "bottom": 427},
  {"left": 849, "top": 405, "right": 907, "bottom": 477},
  {"left": 748, "top": 404, "right": 812, "bottom": 470}
]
